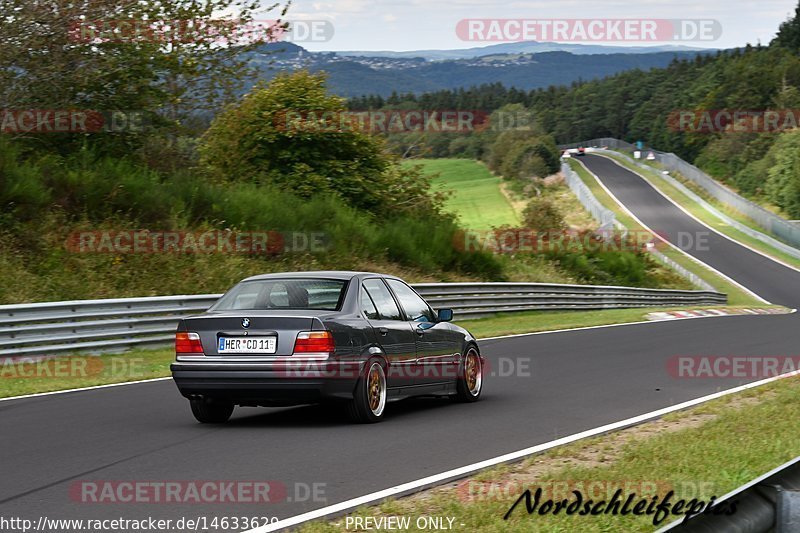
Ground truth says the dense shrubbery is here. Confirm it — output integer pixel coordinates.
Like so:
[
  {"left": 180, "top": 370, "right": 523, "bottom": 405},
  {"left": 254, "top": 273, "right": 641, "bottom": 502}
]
[
  {"left": 0, "top": 0, "right": 504, "bottom": 300},
  {"left": 0, "top": 139, "right": 504, "bottom": 298},
  {"left": 0, "top": 0, "right": 714, "bottom": 302},
  {"left": 200, "top": 72, "right": 445, "bottom": 217},
  {"left": 548, "top": 249, "right": 649, "bottom": 287},
  {"left": 522, "top": 198, "right": 567, "bottom": 232}
]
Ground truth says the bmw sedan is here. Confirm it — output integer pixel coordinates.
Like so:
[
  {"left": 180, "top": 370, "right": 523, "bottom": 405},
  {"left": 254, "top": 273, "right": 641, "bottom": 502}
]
[{"left": 170, "top": 272, "right": 484, "bottom": 423}]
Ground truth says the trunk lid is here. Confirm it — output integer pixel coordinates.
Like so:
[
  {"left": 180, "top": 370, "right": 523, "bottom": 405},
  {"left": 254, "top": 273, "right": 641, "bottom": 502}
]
[{"left": 183, "top": 310, "right": 334, "bottom": 356}]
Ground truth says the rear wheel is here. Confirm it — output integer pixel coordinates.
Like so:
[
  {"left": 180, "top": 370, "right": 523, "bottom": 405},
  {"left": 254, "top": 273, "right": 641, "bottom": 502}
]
[
  {"left": 453, "top": 346, "right": 482, "bottom": 402},
  {"left": 189, "top": 398, "right": 234, "bottom": 424},
  {"left": 347, "top": 359, "right": 387, "bottom": 423}
]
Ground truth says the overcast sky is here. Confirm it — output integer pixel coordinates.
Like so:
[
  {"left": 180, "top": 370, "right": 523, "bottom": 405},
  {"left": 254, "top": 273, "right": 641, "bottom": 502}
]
[{"left": 271, "top": 0, "right": 799, "bottom": 52}]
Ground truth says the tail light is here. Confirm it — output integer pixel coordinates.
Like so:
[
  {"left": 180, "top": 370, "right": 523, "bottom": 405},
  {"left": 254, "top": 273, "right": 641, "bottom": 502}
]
[
  {"left": 175, "top": 332, "right": 204, "bottom": 355},
  {"left": 293, "top": 331, "right": 335, "bottom": 355}
]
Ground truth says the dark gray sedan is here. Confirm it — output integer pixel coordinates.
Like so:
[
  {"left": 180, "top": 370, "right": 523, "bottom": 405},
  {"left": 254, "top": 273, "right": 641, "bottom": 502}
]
[{"left": 171, "top": 271, "right": 484, "bottom": 423}]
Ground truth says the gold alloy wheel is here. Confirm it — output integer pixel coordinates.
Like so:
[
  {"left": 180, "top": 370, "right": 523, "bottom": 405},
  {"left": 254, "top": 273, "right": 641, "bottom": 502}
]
[
  {"left": 367, "top": 362, "right": 386, "bottom": 416},
  {"left": 465, "top": 349, "right": 482, "bottom": 396}
]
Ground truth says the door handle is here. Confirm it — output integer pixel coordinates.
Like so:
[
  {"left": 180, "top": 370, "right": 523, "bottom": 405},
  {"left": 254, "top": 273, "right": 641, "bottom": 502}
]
[
  {"left": 415, "top": 325, "right": 425, "bottom": 336},
  {"left": 378, "top": 327, "right": 388, "bottom": 336}
]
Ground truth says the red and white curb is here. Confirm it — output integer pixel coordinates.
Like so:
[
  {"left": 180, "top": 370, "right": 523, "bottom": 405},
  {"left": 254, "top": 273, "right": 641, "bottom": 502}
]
[{"left": 646, "top": 308, "right": 792, "bottom": 321}]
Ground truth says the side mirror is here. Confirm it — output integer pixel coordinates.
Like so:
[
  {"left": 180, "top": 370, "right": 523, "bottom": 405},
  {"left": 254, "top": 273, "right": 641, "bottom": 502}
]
[{"left": 437, "top": 308, "right": 454, "bottom": 322}]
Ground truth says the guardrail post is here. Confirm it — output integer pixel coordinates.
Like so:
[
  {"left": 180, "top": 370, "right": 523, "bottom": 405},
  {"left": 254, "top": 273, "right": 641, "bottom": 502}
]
[{"left": 776, "top": 485, "right": 800, "bottom": 533}]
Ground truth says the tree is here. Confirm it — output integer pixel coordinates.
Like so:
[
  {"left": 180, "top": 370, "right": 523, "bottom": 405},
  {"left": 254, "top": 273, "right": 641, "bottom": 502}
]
[
  {"left": 0, "top": 0, "right": 288, "bottom": 150},
  {"left": 765, "top": 129, "right": 800, "bottom": 217},
  {"left": 200, "top": 70, "right": 444, "bottom": 216},
  {"left": 773, "top": 1, "right": 800, "bottom": 50}
]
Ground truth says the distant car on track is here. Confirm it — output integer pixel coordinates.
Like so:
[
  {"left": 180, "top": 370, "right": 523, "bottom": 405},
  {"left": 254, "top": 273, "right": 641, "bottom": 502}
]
[{"left": 171, "top": 272, "right": 484, "bottom": 424}]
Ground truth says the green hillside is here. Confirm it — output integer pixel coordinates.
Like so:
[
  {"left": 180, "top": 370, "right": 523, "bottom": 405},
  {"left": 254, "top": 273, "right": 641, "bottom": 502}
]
[{"left": 412, "top": 159, "right": 521, "bottom": 229}]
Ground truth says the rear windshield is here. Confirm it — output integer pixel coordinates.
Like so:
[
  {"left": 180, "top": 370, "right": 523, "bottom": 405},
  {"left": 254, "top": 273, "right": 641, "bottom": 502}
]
[{"left": 211, "top": 279, "right": 347, "bottom": 311}]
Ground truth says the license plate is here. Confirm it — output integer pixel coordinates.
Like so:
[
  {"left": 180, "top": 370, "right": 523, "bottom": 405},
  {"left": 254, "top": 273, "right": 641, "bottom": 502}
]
[{"left": 218, "top": 336, "right": 277, "bottom": 354}]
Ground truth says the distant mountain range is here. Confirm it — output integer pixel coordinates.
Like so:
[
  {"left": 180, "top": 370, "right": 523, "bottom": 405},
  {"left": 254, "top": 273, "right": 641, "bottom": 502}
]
[
  {"left": 336, "top": 41, "right": 711, "bottom": 60},
  {"left": 243, "top": 42, "right": 717, "bottom": 97}
]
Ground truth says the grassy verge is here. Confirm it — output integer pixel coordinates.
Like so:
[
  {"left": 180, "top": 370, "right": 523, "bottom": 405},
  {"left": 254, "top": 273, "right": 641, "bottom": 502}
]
[
  {"left": 568, "top": 158, "right": 765, "bottom": 307},
  {"left": 415, "top": 158, "right": 693, "bottom": 290},
  {"left": 0, "top": 347, "right": 173, "bottom": 398},
  {"left": 603, "top": 152, "right": 800, "bottom": 272},
  {"left": 299, "top": 373, "right": 800, "bottom": 532},
  {"left": 460, "top": 306, "right": 740, "bottom": 338},
  {"left": 413, "top": 159, "right": 521, "bottom": 229},
  {"left": 0, "top": 306, "right": 754, "bottom": 399}
]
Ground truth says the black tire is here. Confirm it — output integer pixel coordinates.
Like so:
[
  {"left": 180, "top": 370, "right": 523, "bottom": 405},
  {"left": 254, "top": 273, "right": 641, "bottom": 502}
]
[
  {"left": 346, "top": 359, "right": 387, "bottom": 423},
  {"left": 452, "top": 345, "right": 483, "bottom": 403},
  {"left": 189, "top": 398, "right": 234, "bottom": 424}
]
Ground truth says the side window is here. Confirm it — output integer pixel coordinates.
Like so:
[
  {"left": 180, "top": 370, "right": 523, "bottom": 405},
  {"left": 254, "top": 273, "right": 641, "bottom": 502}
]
[
  {"left": 362, "top": 279, "right": 402, "bottom": 321},
  {"left": 360, "top": 289, "right": 380, "bottom": 320},
  {"left": 386, "top": 279, "right": 434, "bottom": 322}
]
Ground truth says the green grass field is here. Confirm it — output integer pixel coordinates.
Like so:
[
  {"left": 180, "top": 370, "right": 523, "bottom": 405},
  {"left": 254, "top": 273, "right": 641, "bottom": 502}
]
[{"left": 410, "top": 159, "right": 521, "bottom": 229}]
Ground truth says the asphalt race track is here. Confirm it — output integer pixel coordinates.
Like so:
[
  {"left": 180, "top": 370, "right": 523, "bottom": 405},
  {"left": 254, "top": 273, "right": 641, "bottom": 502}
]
[
  {"left": 2, "top": 153, "right": 799, "bottom": 528},
  {"left": 579, "top": 155, "right": 800, "bottom": 307}
]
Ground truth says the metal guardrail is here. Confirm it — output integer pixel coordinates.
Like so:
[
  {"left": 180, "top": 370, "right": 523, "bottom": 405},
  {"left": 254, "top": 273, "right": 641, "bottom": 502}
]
[
  {"left": 0, "top": 283, "right": 727, "bottom": 358},
  {"left": 0, "top": 295, "right": 221, "bottom": 358},
  {"left": 561, "top": 161, "right": 618, "bottom": 233},
  {"left": 655, "top": 152, "right": 800, "bottom": 249},
  {"left": 646, "top": 247, "right": 718, "bottom": 293},
  {"left": 658, "top": 456, "right": 800, "bottom": 532},
  {"left": 560, "top": 137, "right": 637, "bottom": 152},
  {"left": 608, "top": 150, "right": 800, "bottom": 262},
  {"left": 559, "top": 138, "right": 800, "bottom": 250}
]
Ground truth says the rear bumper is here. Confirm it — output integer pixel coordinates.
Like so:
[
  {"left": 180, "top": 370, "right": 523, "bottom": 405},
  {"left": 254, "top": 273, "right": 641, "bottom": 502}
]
[{"left": 170, "top": 360, "right": 363, "bottom": 405}]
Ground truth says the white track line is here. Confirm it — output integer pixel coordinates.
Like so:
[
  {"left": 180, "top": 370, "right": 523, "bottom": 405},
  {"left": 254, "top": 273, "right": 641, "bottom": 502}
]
[
  {"left": 574, "top": 156, "right": 771, "bottom": 304},
  {"left": 0, "top": 377, "right": 172, "bottom": 403},
  {"left": 243, "top": 369, "right": 800, "bottom": 533},
  {"left": 597, "top": 153, "right": 800, "bottom": 276}
]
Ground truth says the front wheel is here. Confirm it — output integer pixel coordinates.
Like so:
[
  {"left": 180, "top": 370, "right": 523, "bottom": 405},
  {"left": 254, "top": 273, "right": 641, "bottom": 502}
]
[
  {"left": 346, "top": 359, "right": 387, "bottom": 423},
  {"left": 190, "top": 398, "right": 234, "bottom": 424},
  {"left": 452, "top": 346, "right": 483, "bottom": 402}
]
